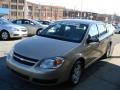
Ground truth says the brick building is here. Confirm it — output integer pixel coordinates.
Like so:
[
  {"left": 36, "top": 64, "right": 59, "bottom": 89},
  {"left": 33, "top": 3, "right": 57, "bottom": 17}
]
[{"left": 0, "top": 0, "right": 64, "bottom": 20}]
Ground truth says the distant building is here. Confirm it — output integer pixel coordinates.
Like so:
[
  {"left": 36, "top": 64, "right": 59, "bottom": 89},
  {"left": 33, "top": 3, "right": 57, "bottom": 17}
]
[
  {"left": 63, "top": 9, "right": 99, "bottom": 20},
  {"left": 0, "top": 0, "right": 64, "bottom": 20},
  {"left": 27, "top": 2, "right": 64, "bottom": 20}
]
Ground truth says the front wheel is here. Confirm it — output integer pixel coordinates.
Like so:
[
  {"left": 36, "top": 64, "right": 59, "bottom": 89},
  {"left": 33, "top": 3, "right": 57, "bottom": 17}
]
[
  {"left": 0, "top": 31, "right": 10, "bottom": 40},
  {"left": 36, "top": 28, "right": 42, "bottom": 35},
  {"left": 69, "top": 60, "right": 82, "bottom": 86}
]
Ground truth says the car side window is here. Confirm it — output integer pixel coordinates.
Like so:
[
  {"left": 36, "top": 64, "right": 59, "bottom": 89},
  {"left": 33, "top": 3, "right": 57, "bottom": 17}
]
[
  {"left": 23, "top": 20, "right": 30, "bottom": 24},
  {"left": 89, "top": 24, "right": 99, "bottom": 37},
  {"left": 15, "top": 20, "right": 22, "bottom": 24},
  {"left": 97, "top": 24, "right": 107, "bottom": 36}
]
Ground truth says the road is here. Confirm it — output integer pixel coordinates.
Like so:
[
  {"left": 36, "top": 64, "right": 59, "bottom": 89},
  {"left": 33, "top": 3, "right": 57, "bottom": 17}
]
[{"left": 0, "top": 34, "right": 120, "bottom": 90}]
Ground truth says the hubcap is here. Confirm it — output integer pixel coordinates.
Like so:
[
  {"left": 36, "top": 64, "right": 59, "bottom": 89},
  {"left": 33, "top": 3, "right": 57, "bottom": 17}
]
[
  {"left": 1, "top": 32, "right": 8, "bottom": 40},
  {"left": 72, "top": 63, "right": 81, "bottom": 84}
]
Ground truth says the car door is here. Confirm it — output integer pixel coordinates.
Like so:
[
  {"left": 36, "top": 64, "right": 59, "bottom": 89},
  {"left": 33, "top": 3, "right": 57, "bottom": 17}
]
[
  {"left": 97, "top": 24, "right": 109, "bottom": 55},
  {"left": 29, "top": 21, "right": 39, "bottom": 35},
  {"left": 83, "top": 24, "right": 102, "bottom": 65},
  {"left": 22, "top": 19, "right": 35, "bottom": 35}
]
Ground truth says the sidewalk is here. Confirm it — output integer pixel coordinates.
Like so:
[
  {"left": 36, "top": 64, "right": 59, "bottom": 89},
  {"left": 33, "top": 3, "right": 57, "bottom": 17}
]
[{"left": 0, "top": 40, "right": 21, "bottom": 57}]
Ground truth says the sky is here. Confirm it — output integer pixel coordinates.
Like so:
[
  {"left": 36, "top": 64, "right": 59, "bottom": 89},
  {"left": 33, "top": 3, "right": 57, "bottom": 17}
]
[{"left": 27, "top": 0, "right": 120, "bottom": 15}]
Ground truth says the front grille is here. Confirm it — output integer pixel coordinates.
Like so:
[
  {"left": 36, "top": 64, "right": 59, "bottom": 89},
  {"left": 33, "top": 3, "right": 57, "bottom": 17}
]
[
  {"left": 13, "top": 52, "right": 39, "bottom": 66},
  {"left": 13, "top": 34, "right": 19, "bottom": 36}
]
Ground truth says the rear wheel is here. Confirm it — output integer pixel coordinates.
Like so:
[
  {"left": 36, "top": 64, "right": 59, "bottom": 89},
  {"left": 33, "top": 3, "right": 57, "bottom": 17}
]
[
  {"left": 69, "top": 60, "right": 82, "bottom": 86},
  {"left": 36, "top": 28, "right": 42, "bottom": 35},
  {"left": 0, "top": 31, "right": 10, "bottom": 40}
]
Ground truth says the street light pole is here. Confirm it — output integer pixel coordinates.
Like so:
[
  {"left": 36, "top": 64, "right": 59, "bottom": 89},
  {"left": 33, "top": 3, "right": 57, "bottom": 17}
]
[{"left": 80, "top": 0, "right": 83, "bottom": 19}]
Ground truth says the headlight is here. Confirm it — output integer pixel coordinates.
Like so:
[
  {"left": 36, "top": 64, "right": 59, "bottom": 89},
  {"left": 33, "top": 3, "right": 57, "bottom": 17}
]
[
  {"left": 7, "top": 47, "right": 14, "bottom": 60},
  {"left": 39, "top": 57, "right": 64, "bottom": 69}
]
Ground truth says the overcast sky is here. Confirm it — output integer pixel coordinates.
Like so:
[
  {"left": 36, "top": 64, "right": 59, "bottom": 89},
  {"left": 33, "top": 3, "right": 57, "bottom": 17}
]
[{"left": 27, "top": 0, "right": 119, "bottom": 15}]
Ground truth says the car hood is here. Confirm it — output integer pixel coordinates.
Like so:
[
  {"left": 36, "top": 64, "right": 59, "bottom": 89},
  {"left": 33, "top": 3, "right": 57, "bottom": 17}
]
[
  {"left": 5, "top": 24, "right": 26, "bottom": 29},
  {"left": 14, "top": 36, "right": 79, "bottom": 61}
]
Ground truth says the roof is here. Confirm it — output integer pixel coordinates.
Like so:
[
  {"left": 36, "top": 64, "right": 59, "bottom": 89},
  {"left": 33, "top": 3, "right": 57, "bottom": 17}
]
[{"left": 57, "top": 19, "right": 104, "bottom": 25}]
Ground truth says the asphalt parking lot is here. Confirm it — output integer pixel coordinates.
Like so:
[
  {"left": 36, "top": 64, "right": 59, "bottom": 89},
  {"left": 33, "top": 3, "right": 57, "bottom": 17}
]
[{"left": 0, "top": 34, "right": 120, "bottom": 90}]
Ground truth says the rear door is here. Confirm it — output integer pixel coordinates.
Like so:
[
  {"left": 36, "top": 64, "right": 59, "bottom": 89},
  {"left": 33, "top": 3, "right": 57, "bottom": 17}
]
[
  {"left": 97, "top": 24, "right": 109, "bottom": 55},
  {"left": 22, "top": 19, "right": 35, "bottom": 35},
  {"left": 83, "top": 24, "right": 102, "bottom": 65},
  {"left": 29, "top": 21, "right": 38, "bottom": 35}
]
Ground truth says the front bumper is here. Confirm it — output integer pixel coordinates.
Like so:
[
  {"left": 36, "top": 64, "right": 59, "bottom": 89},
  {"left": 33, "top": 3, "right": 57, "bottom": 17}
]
[{"left": 6, "top": 57, "right": 69, "bottom": 85}]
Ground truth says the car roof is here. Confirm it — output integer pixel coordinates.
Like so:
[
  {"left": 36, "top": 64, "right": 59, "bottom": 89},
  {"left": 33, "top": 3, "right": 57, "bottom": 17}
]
[{"left": 57, "top": 19, "right": 104, "bottom": 25}]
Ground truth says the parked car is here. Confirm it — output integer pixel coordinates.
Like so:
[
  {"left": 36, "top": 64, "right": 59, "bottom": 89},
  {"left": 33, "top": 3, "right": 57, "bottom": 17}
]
[
  {"left": 12, "top": 19, "right": 47, "bottom": 36},
  {"left": 0, "top": 18, "right": 27, "bottom": 40},
  {"left": 106, "top": 24, "right": 116, "bottom": 34},
  {"left": 6, "top": 19, "right": 112, "bottom": 86},
  {"left": 37, "top": 20, "right": 51, "bottom": 26},
  {"left": 114, "top": 25, "right": 120, "bottom": 34}
]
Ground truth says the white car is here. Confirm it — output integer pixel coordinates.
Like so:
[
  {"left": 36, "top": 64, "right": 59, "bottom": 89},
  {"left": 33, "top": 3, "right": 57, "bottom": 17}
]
[
  {"left": 114, "top": 26, "right": 120, "bottom": 34},
  {"left": 106, "top": 24, "right": 116, "bottom": 34},
  {"left": 0, "top": 18, "right": 27, "bottom": 40}
]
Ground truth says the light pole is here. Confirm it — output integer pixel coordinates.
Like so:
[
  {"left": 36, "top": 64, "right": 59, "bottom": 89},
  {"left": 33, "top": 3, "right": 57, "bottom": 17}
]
[
  {"left": 80, "top": 0, "right": 83, "bottom": 19},
  {"left": 38, "top": 3, "right": 41, "bottom": 20},
  {"left": 24, "top": 0, "right": 29, "bottom": 19}
]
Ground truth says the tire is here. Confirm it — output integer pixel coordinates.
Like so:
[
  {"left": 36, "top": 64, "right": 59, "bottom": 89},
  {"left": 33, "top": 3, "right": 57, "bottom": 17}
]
[
  {"left": 102, "top": 43, "right": 111, "bottom": 58},
  {"left": 69, "top": 60, "right": 82, "bottom": 86},
  {"left": 0, "top": 31, "right": 10, "bottom": 40},
  {"left": 36, "top": 28, "right": 42, "bottom": 35}
]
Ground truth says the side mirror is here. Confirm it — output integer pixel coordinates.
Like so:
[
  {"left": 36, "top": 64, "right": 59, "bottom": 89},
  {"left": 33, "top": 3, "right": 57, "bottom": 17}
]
[
  {"left": 30, "top": 22, "right": 35, "bottom": 25},
  {"left": 87, "top": 36, "right": 99, "bottom": 44}
]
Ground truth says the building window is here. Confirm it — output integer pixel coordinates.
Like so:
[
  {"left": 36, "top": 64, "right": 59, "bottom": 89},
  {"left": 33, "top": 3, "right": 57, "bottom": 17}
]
[
  {"left": 11, "top": 5, "right": 17, "bottom": 9},
  {"left": 35, "top": 13, "right": 39, "bottom": 17},
  {"left": 28, "top": 6, "right": 32, "bottom": 11},
  {"left": 18, "top": 5, "right": 23, "bottom": 10},
  {"left": 11, "top": 11, "right": 17, "bottom": 16},
  {"left": 18, "top": 12, "right": 23, "bottom": 16},
  {"left": 28, "top": 12, "right": 32, "bottom": 16},
  {"left": 19, "top": 0, "right": 24, "bottom": 3},
  {"left": 47, "top": 13, "right": 51, "bottom": 17},
  {"left": 2, "top": 4, "right": 9, "bottom": 8},
  {"left": 11, "top": 0, "right": 17, "bottom": 3}
]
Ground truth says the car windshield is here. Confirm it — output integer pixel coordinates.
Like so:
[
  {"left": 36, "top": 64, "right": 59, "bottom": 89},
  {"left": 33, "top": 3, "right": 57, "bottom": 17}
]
[
  {"left": 32, "top": 20, "right": 43, "bottom": 26},
  {"left": 39, "top": 22, "right": 88, "bottom": 43},
  {"left": 0, "top": 18, "right": 12, "bottom": 24}
]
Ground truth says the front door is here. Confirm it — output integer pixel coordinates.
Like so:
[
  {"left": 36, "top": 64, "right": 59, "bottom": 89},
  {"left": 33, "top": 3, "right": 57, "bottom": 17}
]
[{"left": 83, "top": 24, "right": 102, "bottom": 65}]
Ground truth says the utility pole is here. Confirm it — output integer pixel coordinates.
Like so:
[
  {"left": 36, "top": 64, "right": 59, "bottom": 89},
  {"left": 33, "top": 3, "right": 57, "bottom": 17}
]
[
  {"left": 80, "top": 0, "right": 83, "bottom": 19},
  {"left": 24, "top": 0, "right": 29, "bottom": 19}
]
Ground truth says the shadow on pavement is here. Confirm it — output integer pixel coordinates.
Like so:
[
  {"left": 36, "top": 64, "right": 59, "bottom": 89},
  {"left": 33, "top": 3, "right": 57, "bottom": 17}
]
[
  {"left": 0, "top": 38, "right": 21, "bottom": 41},
  {"left": 0, "top": 57, "right": 120, "bottom": 90}
]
